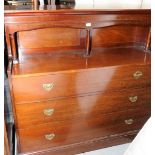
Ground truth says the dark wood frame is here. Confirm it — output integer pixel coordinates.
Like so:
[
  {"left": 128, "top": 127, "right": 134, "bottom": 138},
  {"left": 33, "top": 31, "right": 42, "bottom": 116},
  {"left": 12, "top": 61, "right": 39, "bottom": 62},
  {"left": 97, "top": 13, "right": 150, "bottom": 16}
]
[{"left": 5, "top": 9, "right": 151, "bottom": 64}]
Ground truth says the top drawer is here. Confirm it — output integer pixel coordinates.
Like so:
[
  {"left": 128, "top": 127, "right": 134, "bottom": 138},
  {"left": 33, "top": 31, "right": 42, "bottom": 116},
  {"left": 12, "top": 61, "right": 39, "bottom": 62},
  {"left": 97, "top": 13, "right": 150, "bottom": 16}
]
[{"left": 12, "top": 64, "right": 150, "bottom": 103}]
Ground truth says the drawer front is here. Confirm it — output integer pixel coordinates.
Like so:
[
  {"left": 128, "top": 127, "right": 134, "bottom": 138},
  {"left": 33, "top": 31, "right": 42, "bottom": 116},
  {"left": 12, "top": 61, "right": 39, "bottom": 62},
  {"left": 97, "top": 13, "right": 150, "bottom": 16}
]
[
  {"left": 15, "top": 87, "right": 151, "bottom": 128},
  {"left": 13, "top": 64, "right": 150, "bottom": 103},
  {"left": 17, "top": 108, "right": 150, "bottom": 154}
]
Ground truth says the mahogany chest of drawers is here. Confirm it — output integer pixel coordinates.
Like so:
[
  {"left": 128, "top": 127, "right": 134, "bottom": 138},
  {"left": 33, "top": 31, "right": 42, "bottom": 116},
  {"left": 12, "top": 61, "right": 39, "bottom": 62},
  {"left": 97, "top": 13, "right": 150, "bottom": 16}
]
[{"left": 5, "top": 5, "right": 151, "bottom": 155}]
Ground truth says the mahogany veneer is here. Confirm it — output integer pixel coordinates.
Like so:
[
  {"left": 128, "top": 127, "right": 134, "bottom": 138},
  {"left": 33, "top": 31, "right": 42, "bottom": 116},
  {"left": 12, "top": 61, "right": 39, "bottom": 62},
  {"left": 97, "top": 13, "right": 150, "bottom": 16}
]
[
  {"left": 18, "top": 108, "right": 149, "bottom": 153},
  {"left": 5, "top": 5, "right": 151, "bottom": 155},
  {"left": 15, "top": 87, "right": 150, "bottom": 128}
]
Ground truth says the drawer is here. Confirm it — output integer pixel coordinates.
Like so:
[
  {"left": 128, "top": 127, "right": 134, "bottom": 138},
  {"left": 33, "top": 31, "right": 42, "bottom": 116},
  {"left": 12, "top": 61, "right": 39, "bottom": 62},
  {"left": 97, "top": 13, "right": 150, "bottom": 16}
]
[
  {"left": 17, "top": 108, "right": 150, "bottom": 154},
  {"left": 15, "top": 87, "right": 151, "bottom": 128},
  {"left": 12, "top": 64, "right": 150, "bottom": 103}
]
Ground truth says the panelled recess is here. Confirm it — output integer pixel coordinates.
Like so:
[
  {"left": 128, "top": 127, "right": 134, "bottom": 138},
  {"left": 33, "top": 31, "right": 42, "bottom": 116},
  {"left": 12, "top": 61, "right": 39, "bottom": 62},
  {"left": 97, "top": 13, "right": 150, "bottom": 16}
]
[
  {"left": 18, "top": 26, "right": 149, "bottom": 55},
  {"left": 93, "top": 25, "right": 149, "bottom": 48},
  {"left": 18, "top": 28, "right": 85, "bottom": 54}
]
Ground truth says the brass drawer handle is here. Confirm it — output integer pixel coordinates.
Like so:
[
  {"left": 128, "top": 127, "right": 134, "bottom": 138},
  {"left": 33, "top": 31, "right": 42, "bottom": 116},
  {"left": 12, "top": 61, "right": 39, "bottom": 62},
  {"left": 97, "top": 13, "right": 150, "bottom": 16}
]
[
  {"left": 45, "top": 133, "right": 55, "bottom": 140},
  {"left": 133, "top": 71, "right": 143, "bottom": 79},
  {"left": 43, "top": 109, "right": 54, "bottom": 116},
  {"left": 129, "top": 96, "right": 138, "bottom": 103},
  {"left": 125, "top": 119, "right": 134, "bottom": 125},
  {"left": 42, "top": 83, "right": 54, "bottom": 91}
]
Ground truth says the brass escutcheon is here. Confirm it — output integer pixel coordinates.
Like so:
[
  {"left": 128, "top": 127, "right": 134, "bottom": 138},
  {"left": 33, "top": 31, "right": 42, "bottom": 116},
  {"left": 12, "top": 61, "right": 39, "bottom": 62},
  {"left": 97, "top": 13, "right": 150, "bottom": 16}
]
[
  {"left": 129, "top": 96, "right": 138, "bottom": 103},
  {"left": 42, "top": 83, "right": 54, "bottom": 91},
  {"left": 125, "top": 119, "right": 134, "bottom": 125},
  {"left": 45, "top": 134, "right": 55, "bottom": 141},
  {"left": 133, "top": 71, "right": 143, "bottom": 79},
  {"left": 43, "top": 109, "right": 54, "bottom": 116}
]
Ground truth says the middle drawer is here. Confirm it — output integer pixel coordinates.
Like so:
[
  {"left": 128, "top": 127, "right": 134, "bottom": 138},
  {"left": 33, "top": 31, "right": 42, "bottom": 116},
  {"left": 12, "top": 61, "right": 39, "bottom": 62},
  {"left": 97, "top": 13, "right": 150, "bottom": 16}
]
[{"left": 15, "top": 87, "right": 150, "bottom": 128}]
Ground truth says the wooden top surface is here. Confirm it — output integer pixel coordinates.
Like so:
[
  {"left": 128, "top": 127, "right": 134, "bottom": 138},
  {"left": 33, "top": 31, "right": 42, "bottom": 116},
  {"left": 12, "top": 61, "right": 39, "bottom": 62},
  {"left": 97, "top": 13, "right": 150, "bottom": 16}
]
[
  {"left": 12, "top": 47, "right": 151, "bottom": 77},
  {"left": 4, "top": 3, "right": 150, "bottom": 15}
]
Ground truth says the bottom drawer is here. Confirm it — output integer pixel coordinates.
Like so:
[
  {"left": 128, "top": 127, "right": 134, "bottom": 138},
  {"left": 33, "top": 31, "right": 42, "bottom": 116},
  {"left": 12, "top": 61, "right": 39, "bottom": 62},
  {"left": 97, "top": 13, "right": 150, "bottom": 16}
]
[
  {"left": 17, "top": 108, "right": 150, "bottom": 154},
  {"left": 18, "top": 131, "right": 137, "bottom": 155}
]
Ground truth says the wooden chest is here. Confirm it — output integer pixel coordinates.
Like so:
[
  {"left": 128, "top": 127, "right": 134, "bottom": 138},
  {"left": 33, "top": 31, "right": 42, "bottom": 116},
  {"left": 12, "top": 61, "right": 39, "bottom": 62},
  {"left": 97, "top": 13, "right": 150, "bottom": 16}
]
[{"left": 5, "top": 5, "right": 151, "bottom": 155}]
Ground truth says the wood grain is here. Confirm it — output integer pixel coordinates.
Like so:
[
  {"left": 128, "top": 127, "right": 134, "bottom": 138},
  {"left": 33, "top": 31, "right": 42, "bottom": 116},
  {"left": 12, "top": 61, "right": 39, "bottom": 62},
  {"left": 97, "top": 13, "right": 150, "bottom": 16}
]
[
  {"left": 4, "top": 122, "right": 10, "bottom": 155},
  {"left": 17, "top": 108, "right": 150, "bottom": 154},
  {"left": 11, "top": 48, "right": 151, "bottom": 76},
  {"left": 93, "top": 26, "right": 149, "bottom": 48},
  {"left": 4, "top": 8, "right": 150, "bottom": 62},
  {"left": 12, "top": 63, "right": 150, "bottom": 103},
  {"left": 15, "top": 87, "right": 150, "bottom": 128},
  {"left": 18, "top": 28, "right": 84, "bottom": 53},
  {"left": 22, "top": 131, "right": 136, "bottom": 155}
]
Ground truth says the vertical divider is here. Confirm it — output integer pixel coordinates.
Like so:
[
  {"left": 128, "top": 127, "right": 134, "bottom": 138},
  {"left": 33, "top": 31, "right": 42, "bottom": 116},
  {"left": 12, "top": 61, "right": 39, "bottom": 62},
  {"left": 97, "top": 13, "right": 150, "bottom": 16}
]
[
  {"left": 9, "top": 33, "right": 18, "bottom": 64},
  {"left": 85, "top": 28, "right": 92, "bottom": 56},
  {"left": 145, "top": 28, "right": 151, "bottom": 51},
  {"left": 5, "top": 30, "right": 12, "bottom": 59}
]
